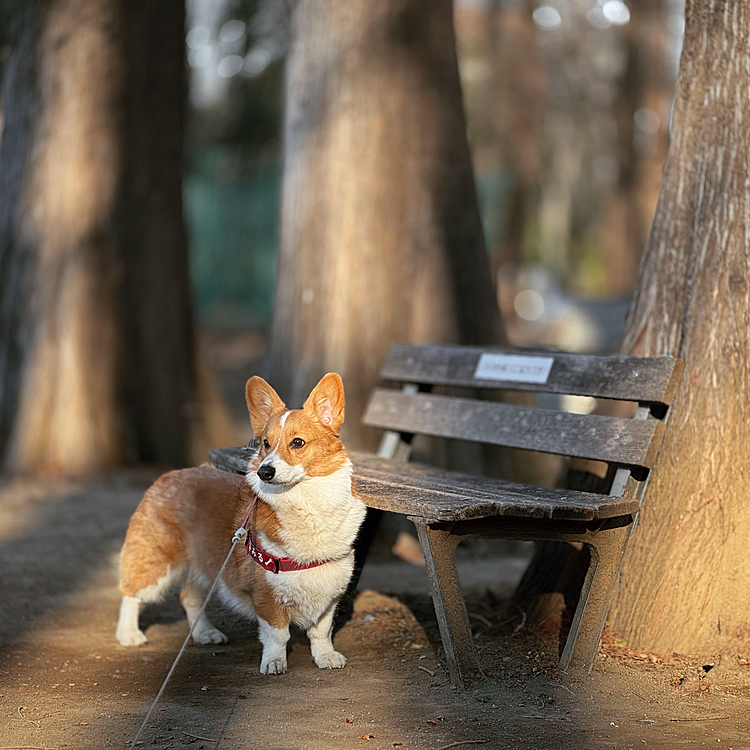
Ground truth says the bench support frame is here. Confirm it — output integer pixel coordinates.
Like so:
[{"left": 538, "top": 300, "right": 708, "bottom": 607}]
[
  {"left": 410, "top": 514, "right": 635, "bottom": 686},
  {"left": 372, "top": 392, "right": 655, "bottom": 687}
]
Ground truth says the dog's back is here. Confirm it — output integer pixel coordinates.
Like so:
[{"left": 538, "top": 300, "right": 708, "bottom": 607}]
[{"left": 119, "top": 465, "right": 244, "bottom": 598}]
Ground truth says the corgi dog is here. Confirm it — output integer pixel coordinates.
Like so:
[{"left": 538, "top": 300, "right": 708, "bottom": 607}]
[{"left": 115, "top": 373, "right": 366, "bottom": 675}]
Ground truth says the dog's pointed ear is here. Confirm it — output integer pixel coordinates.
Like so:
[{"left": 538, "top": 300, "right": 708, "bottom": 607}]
[
  {"left": 246, "top": 377, "right": 286, "bottom": 438},
  {"left": 303, "top": 373, "right": 345, "bottom": 435}
]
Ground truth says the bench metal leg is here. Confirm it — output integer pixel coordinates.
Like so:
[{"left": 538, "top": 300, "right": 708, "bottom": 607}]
[
  {"left": 412, "top": 520, "right": 480, "bottom": 688},
  {"left": 559, "top": 524, "right": 632, "bottom": 672}
]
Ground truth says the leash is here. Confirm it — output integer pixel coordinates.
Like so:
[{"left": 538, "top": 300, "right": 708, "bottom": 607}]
[{"left": 128, "top": 505, "right": 255, "bottom": 747}]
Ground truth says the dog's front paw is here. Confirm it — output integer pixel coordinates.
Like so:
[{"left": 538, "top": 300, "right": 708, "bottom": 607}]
[
  {"left": 116, "top": 627, "right": 148, "bottom": 647},
  {"left": 192, "top": 627, "right": 228, "bottom": 645},
  {"left": 314, "top": 650, "right": 347, "bottom": 669},
  {"left": 260, "top": 657, "right": 288, "bottom": 675}
]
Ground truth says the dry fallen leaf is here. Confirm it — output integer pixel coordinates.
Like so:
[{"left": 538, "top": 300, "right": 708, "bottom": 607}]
[{"left": 427, "top": 719, "right": 437, "bottom": 726}]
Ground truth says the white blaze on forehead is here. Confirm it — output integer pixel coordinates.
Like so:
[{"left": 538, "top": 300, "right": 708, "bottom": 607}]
[{"left": 262, "top": 410, "right": 293, "bottom": 464}]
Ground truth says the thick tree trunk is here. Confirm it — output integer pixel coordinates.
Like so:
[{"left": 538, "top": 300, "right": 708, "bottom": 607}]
[
  {"left": 271, "top": 0, "right": 504, "bottom": 450},
  {"left": 0, "top": 0, "right": 232, "bottom": 473},
  {"left": 511, "top": 0, "right": 750, "bottom": 659},
  {"left": 607, "top": 0, "right": 750, "bottom": 657}
]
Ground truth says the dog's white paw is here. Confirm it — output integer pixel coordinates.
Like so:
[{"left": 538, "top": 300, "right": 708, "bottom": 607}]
[
  {"left": 192, "top": 627, "right": 228, "bottom": 645},
  {"left": 260, "top": 657, "right": 288, "bottom": 675},
  {"left": 314, "top": 650, "right": 347, "bottom": 669},
  {"left": 116, "top": 628, "right": 148, "bottom": 647}
]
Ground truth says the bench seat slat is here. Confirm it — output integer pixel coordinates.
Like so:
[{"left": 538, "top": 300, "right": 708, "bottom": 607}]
[
  {"left": 363, "top": 389, "right": 664, "bottom": 468},
  {"left": 209, "top": 446, "right": 251, "bottom": 475},
  {"left": 382, "top": 344, "right": 683, "bottom": 405},
  {"left": 208, "top": 447, "right": 640, "bottom": 521},
  {"left": 351, "top": 453, "right": 639, "bottom": 522}
]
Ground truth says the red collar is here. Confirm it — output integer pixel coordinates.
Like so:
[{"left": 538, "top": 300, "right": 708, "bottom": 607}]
[{"left": 245, "top": 533, "right": 330, "bottom": 574}]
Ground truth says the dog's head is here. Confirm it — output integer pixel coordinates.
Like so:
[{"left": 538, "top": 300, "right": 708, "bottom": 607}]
[{"left": 245, "top": 373, "right": 348, "bottom": 491}]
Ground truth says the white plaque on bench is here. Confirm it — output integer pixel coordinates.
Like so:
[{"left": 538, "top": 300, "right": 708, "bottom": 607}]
[{"left": 473, "top": 353, "right": 554, "bottom": 384}]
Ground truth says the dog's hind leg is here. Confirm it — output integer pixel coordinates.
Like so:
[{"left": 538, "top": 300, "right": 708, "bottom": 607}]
[
  {"left": 180, "top": 578, "right": 228, "bottom": 645},
  {"left": 116, "top": 567, "right": 181, "bottom": 646},
  {"left": 116, "top": 595, "right": 148, "bottom": 646},
  {"left": 117, "top": 501, "right": 185, "bottom": 646}
]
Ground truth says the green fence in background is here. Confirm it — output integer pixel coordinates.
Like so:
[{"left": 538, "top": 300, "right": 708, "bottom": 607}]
[{"left": 184, "top": 147, "right": 280, "bottom": 330}]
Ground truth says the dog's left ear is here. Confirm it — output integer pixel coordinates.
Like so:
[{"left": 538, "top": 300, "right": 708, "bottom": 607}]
[
  {"left": 303, "top": 373, "right": 345, "bottom": 435},
  {"left": 246, "top": 377, "right": 286, "bottom": 438}
]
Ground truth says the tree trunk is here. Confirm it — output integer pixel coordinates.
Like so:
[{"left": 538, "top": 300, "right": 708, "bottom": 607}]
[
  {"left": 0, "top": 0, "right": 233, "bottom": 473},
  {"left": 511, "top": 0, "right": 750, "bottom": 659},
  {"left": 271, "top": 0, "right": 504, "bottom": 450},
  {"left": 607, "top": 0, "right": 750, "bottom": 657}
]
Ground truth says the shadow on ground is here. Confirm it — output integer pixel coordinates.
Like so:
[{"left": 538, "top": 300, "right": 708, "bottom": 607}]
[{"left": 1, "top": 473, "right": 749, "bottom": 750}]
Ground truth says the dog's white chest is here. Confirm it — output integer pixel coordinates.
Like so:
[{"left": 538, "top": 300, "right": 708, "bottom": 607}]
[
  {"left": 244, "top": 460, "right": 366, "bottom": 628},
  {"left": 268, "top": 555, "right": 355, "bottom": 629}
]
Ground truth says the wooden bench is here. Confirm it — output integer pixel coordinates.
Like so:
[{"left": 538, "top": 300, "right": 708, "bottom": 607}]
[
  {"left": 351, "top": 344, "right": 683, "bottom": 686},
  {"left": 209, "top": 344, "right": 683, "bottom": 688}
]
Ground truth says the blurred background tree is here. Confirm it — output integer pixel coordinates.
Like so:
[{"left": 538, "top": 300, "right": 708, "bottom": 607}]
[
  {"left": 270, "top": 0, "right": 503, "bottom": 451},
  {"left": 456, "top": 0, "right": 679, "bottom": 348},
  {"left": 0, "top": 0, "right": 235, "bottom": 473},
  {"left": 0, "top": 0, "right": 683, "bottom": 462},
  {"left": 178, "top": 0, "right": 681, "bottom": 434}
]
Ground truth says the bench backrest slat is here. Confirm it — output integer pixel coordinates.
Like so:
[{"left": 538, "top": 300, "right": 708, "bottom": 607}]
[
  {"left": 381, "top": 345, "right": 683, "bottom": 405},
  {"left": 363, "top": 389, "right": 665, "bottom": 469}
]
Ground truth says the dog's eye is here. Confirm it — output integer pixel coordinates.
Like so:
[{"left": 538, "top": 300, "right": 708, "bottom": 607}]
[
  {"left": 290, "top": 437, "right": 305, "bottom": 449},
  {"left": 263, "top": 439, "right": 270, "bottom": 450}
]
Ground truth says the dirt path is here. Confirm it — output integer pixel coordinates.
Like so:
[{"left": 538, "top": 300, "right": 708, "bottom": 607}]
[{"left": 1, "top": 473, "right": 749, "bottom": 750}]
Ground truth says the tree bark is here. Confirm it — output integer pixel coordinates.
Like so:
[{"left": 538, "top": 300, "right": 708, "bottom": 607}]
[
  {"left": 271, "top": 0, "right": 504, "bottom": 450},
  {"left": 510, "top": 0, "right": 750, "bottom": 659},
  {"left": 607, "top": 0, "right": 750, "bottom": 657},
  {"left": 0, "top": 0, "right": 232, "bottom": 473}
]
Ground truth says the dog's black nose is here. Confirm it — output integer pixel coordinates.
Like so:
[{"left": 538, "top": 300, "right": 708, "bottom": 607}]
[{"left": 257, "top": 464, "right": 275, "bottom": 482}]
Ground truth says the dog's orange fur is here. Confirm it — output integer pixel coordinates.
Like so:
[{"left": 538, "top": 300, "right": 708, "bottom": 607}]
[{"left": 119, "top": 466, "right": 281, "bottom": 599}]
